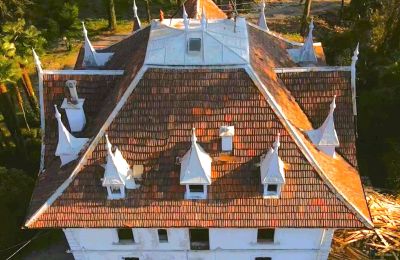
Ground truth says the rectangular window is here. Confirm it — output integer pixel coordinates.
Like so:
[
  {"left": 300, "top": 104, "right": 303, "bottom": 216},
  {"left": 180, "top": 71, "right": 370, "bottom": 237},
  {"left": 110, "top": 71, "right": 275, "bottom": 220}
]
[
  {"left": 117, "top": 229, "right": 135, "bottom": 243},
  {"left": 255, "top": 258, "right": 272, "bottom": 260},
  {"left": 189, "top": 185, "right": 204, "bottom": 193},
  {"left": 267, "top": 184, "right": 278, "bottom": 193},
  {"left": 158, "top": 229, "right": 168, "bottom": 243},
  {"left": 111, "top": 186, "right": 121, "bottom": 194},
  {"left": 189, "top": 229, "right": 209, "bottom": 250},
  {"left": 188, "top": 38, "right": 201, "bottom": 52},
  {"left": 123, "top": 258, "right": 139, "bottom": 260},
  {"left": 257, "top": 229, "right": 275, "bottom": 243}
]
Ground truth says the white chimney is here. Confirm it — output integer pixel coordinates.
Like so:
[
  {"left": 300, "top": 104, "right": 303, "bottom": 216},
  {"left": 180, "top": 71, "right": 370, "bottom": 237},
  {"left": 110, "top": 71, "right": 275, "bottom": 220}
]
[
  {"left": 219, "top": 126, "right": 234, "bottom": 152},
  {"left": 61, "top": 80, "right": 86, "bottom": 132}
]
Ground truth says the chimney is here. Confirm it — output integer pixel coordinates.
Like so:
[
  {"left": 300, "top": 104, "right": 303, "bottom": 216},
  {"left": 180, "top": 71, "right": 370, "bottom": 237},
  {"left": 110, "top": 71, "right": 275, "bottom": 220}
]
[{"left": 61, "top": 80, "right": 86, "bottom": 132}]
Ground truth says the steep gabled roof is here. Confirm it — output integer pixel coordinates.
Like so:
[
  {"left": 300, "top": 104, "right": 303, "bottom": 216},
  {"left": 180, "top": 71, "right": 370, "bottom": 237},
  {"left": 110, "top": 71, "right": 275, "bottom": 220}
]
[{"left": 25, "top": 14, "right": 371, "bottom": 229}]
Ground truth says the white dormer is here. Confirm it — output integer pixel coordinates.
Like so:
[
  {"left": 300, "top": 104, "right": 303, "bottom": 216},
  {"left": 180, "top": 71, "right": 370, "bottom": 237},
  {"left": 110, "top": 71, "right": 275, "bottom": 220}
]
[
  {"left": 258, "top": 1, "right": 269, "bottom": 31},
  {"left": 102, "top": 134, "right": 138, "bottom": 200},
  {"left": 287, "top": 19, "right": 318, "bottom": 64},
  {"left": 54, "top": 105, "right": 88, "bottom": 166},
  {"left": 132, "top": 0, "right": 141, "bottom": 32},
  {"left": 61, "top": 80, "right": 86, "bottom": 132},
  {"left": 306, "top": 96, "right": 339, "bottom": 157},
  {"left": 260, "top": 133, "right": 285, "bottom": 198},
  {"left": 82, "top": 22, "right": 113, "bottom": 67},
  {"left": 219, "top": 126, "right": 234, "bottom": 152},
  {"left": 180, "top": 128, "right": 212, "bottom": 199}
]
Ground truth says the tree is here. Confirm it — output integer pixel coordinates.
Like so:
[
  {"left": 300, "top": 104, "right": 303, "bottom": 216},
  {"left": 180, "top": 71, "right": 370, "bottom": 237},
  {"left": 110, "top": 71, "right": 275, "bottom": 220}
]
[
  {"left": 0, "top": 0, "right": 31, "bottom": 23},
  {"left": 107, "top": 0, "right": 117, "bottom": 31}
]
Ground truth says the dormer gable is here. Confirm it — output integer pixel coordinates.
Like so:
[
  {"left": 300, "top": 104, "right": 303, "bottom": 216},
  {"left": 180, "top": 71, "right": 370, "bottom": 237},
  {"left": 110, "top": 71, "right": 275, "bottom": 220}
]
[
  {"left": 258, "top": 1, "right": 269, "bottom": 31},
  {"left": 82, "top": 22, "right": 114, "bottom": 67},
  {"left": 287, "top": 19, "right": 318, "bottom": 65},
  {"left": 180, "top": 128, "right": 212, "bottom": 199},
  {"left": 54, "top": 105, "right": 88, "bottom": 166},
  {"left": 306, "top": 96, "right": 339, "bottom": 157},
  {"left": 260, "top": 133, "right": 285, "bottom": 198}
]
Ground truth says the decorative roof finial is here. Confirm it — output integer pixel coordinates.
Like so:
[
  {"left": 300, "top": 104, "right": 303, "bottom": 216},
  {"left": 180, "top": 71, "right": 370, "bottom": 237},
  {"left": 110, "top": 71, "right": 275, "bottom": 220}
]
[
  {"left": 183, "top": 4, "right": 189, "bottom": 31},
  {"left": 132, "top": 0, "right": 141, "bottom": 32},
  {"left": 54, "top": 105, "right": 88, "bottom": 166},
  {"left": 298, "top": 18, "right": 317, "bottom": 64},
  {"left": 352, "top": 42, "right": 359, "bottom": 63},
  {"left": 105, "top": 134, "right": 113, "bottom": 155},
  {"left": 32, "top": 48, "right": 42, "bottom": 73},
  {"left": 191, "top": 128, "right": 197, "bottom": 143},
  {"left": 258, "top": 1, "right": 269, "bottom": 31},
  {"left": 273, "top": 133, "right": 280, "bottom": 150},
  {"left": 351, "top": 43, "right": 359, "bottom": 116},
  {"left": 306, "top": 95, "right": 339, "bottom": 157},
  {"left": 201, "top": 6, "right": 207, "bottom": 30},
  {"left": 160, "top": 9, "right": 164, "bottom": 22}
]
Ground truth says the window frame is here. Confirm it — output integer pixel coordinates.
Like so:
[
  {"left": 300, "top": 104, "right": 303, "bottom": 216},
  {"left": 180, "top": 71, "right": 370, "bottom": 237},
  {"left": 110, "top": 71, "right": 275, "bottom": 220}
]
[
  {"left": 185, "top": 184, "right": 207, "bottom": 199},
  {"left": 117, "top": 228, "right": 135, "bottom": 244},
  {"left": 257, "top": 228, "right": 275, "bottom": 243},
  {"left": 263, "top": 184, "right": 281, "bottom": 198},
  {"left": 157, "top": 229, "right": 168, "bottom": 243}
]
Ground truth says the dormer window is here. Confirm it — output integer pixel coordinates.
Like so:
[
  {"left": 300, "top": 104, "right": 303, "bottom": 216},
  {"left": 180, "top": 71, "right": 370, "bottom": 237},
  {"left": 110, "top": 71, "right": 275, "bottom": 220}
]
[
  {"left": 219, "top": 126, "right": 234, "bottom": 152},
  {"left": 180, "top": 128, "right": 212, "bottom": 200},
  {"left": 260, "top": 134, "right": 285, "bottom": 198},
  {"left": 102, "top": 134, "right": 138, "bottom": 200},
  {"left": 188, "top": 38, "right": 201, "bottom": 52}
]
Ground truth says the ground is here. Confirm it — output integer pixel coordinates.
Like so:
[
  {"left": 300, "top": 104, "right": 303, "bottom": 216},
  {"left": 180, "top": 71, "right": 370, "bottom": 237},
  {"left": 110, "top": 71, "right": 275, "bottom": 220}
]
[{"left": 19, "top": 0, "right": 348, "bottom": 259}]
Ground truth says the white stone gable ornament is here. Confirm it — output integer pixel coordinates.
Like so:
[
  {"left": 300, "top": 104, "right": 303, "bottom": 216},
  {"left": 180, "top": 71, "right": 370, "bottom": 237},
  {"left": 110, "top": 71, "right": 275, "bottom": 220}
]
[
  {"left": 82, "top": 22, "right": 114, "bottom": 67},
  {"left": 258, "top": 1, "right": 269, "bottom": 31},
  {"left": 260, "top": 133, "right": 285, "bottom": 185},
  {"left": 132, "top": 0, "right": 142, "bottom": 32},
  {"left": 299, "top": 19, "right": 318, "bottom": 64},
  {"left": 306, "top": 96, "right": 340, "bottom": 157},
  {"left": 180, "top": 128, "right": 212, "bottom": 185},
  {"left": 54, "top": 105, "right": 88, "bottom": 166}
]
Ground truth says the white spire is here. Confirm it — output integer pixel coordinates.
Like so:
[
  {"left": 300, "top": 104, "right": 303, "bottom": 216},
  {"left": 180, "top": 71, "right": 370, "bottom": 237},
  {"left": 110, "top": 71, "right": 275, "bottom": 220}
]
[
  {"left": 306, "top": 96, "right": 339, "bottom": 157},
  {"left": 201, "top": 6, "right": 207, "bottom": 31},
  {"left": 299, "top": 19, "right": 317, "bottom": 64},
  {"left": 351, "top": 43, "right": 359, "bottom": 116},
  {"left": 32, "top": 49, "right": 42, "bottom": 73},
  {"left": 257, "top": 1, "right": 269, "bottom": 31},
  {"left": 82, "top": 22, "right": 114, "bottom": 67},
  {"left": 183, "top": 4, "right": 189, "bottom": 31},
  {"left": 180, "top": 128, "right": 212, "bottom": 185},
  {"left": 132, "top": 0, "right": 142, "bottom": 32},
  {"left": 260, "top": 133, "right": 285, "bottom": 185},
  {"left": 54, "top": 105, "right": 88, "bottom": 166},
  {"left": 102, "top": 134, "right": 137, "bottom": 189}
]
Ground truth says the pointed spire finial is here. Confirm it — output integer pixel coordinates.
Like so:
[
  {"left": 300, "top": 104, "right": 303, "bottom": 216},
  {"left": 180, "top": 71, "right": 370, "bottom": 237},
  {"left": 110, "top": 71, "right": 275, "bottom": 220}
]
[
  {"left": 54, "top": 105, "right": 61, "bottom": 119},
  {"left": 273, "top": 133, "right": 280, "bottom": 150},
  {"left": 82, "top": 21, "right": 88, "bottom": 36},
  {"left": 32, "top": 48, "right": 42, "bottom": 72},
  {"left": 133, "top": 0, "right": 138, "bottom": 17},
  {"left": 258, "top": 1, "right": 269, "bottom": 31},
  {"left": 183, "top": 4, "right": 189, "bottom": 30},
  {"left": 329, "top": 95, "right": 337, "bottom": 114},
  {"left": 160, "top": 9, "right": 164, "bottom": 22},
  {"left": 191, "top": 128, "right": 197, "bottom": 143},
  {"left": 105, "top": 134, "right": 113, "bottom": 154},
  {"left": 201, "top": 6, "right": 207, "bottom": 30},
  {"left": 352, "top": 42, "right": 359, "bottom": 62},
  {"left": 309, "top": 18, "right": 314, "bottom": 31}
]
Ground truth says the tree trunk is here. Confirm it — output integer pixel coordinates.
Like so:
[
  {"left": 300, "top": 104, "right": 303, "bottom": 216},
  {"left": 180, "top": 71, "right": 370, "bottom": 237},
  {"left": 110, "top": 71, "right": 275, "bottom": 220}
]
[
  {"left": 107, "top": 0, "right": 117, "bottom": 31},
  {"left": 339, "top": 0, "right": 344, "bottom": 23},
  {"left": 19, "top": 63, "right": 39, "bottom": 114},
  {"left": 145, "top": 0, "right": 151, "bottom": 23},
  {"left": 14, "top": 84, "right": 30, "bottom": 131},
  {"left": 0, "top": 84, "right": 27, "bottom": 159},
  {"left": 300, "top": 0, "right": 312, "bottom": 36}
]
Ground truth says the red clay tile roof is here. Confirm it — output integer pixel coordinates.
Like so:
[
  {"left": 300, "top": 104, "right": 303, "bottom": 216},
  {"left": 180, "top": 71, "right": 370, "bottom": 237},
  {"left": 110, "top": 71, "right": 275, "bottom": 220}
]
[
  {"left": 25, "top": 20, "right": 372, "bottom": 229},
  {"left": 277, "top": 71, "right": 357, "bottom": 167},
  {"left": 181, "top": 0, "right": 227, "bottom": 19},
  {"left": 27, "top": 68, "right": 366, "bottom": 229}
]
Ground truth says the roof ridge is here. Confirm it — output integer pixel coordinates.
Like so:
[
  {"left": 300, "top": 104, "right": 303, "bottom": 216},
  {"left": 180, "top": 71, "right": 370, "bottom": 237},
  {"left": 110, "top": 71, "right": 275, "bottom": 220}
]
[{"left": 244, "top": 65, "right": 373, "bottom": 228}]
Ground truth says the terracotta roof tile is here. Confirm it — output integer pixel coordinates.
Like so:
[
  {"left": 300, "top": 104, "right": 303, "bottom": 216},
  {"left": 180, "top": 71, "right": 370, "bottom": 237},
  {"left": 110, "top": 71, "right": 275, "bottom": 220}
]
[{"left": 28, "top": 69, "right": 366, "bottom": 228}]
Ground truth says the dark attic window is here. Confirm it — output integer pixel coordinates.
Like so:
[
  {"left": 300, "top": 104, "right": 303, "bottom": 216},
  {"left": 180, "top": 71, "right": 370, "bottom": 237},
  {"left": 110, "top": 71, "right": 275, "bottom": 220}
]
[
  {"left": 158, "top": 229, "right": 168, "bottom": 243},
  {"left": 117, "top": 229, "right": 135, "bottom": 243},
  {"left": 257, "top": 229, "right": 275, "bottom": 243},
  {"left": 267, "top": 184, "right": 278, "bottom": 193},
  {"left": 189, "top": 229, "right": 209, "bottom": 250},
  {"left": 123, "top": 258, "right": 139, "bottom": 260},
  {"left": 255, "top": 258, "right": 272, "bottom": 260},
  {"left": 189, "top": 185, "right": 204, "bottom": 193},
  {"left": 188, "top": 38, "right": 201, "bottom": 52}
]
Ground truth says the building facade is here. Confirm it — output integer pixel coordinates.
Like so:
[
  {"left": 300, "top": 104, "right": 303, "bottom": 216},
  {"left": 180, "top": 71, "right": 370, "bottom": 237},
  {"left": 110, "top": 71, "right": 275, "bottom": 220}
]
[{"left": 25, "top": 1, "right": 372, "bottom": 260}]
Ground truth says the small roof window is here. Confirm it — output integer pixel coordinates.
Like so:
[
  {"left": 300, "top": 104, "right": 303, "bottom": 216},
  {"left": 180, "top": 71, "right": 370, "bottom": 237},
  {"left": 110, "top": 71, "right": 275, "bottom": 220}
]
[{"left": 188, "top": 38, "right": 201, "bottom": 52}]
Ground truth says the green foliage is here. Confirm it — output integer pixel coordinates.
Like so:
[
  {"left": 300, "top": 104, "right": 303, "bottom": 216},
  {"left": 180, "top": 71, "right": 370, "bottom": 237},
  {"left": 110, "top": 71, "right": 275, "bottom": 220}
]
[
  {"left": 0, "top": 0, "right": 31, "bottom": 23},
  {"left": 0, "top": 167, "right": 34, "bottom": 252}
]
